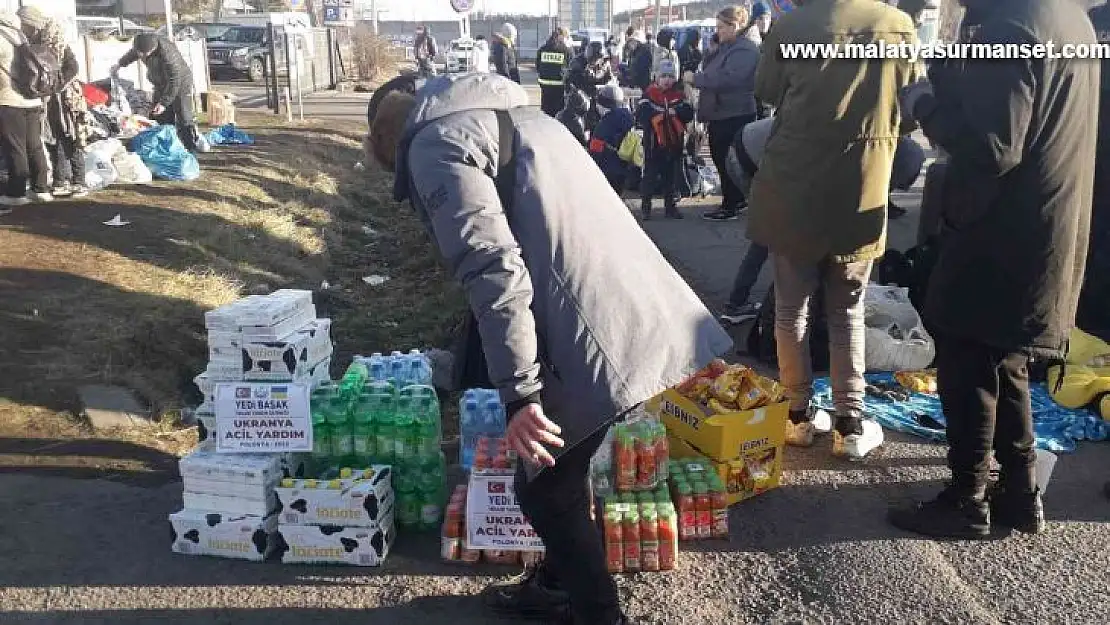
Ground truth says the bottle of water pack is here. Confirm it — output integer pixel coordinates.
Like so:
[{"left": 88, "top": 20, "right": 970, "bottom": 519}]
[
  {"left": 484, "top": 397, "right": 507, "bottom": 439},
  {"left": 389, "top": 351, "right": 407, "bottom": 387},
  {"left": 406, "top": 349, "right": 433, "bottom": 386},
  {"left": 459, "top": 391, "right": 481, "bottom": 470}
]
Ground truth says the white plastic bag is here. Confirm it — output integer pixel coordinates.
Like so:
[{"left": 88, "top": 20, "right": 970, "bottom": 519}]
[
  {"left": 84, "top": 146, "right": 120, "bottom": 190},
  {"left": 864, "top": 284, "right": 936, "bottom": 372},
  {"left": 110, "top": 78, "right": 132, "bottom": 116},
  {"left": 112, "top": 152, "right": 153, "bottom": 184}
]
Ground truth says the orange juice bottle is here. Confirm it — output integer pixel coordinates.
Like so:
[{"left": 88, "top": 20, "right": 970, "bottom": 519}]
[
  {"left": 615, "top": 428, "right": 637, "bottom": 492},
  {"left": 658, "top": 506, "right": 677, "bottom": 571},
  {"left": 604, "top": 509, "right": 624, "bottom": 573},
  {"left": 622, "top": 510, "right": 641, "bottom": 573},
  {"left": 693, "top": 483, "right": 712, "bottom": 540},
  {"left": 710, "top": 483, "right": 729, "bottom": 538},
  {"left": 675, "top": 483, "right": 695, "bottom": 541},
  {"left": 635, "top": 429, "right": 656, "bottom": 490},
  {"left": 640, "top": 508, "right": 660, "bottom": 572}
]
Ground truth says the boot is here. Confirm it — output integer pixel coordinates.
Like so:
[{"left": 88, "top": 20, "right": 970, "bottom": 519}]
[
  {"left": 664, "top": 197, "right": 683, "bottom": 219},
  {"left": 481, "top": 562, "right": 570, "bottom": 621},
  {"left": 888, "top": 484, "right": 990, "bottom": 539},
  {"left": 989, "top": 484, "right": 1045, "bottom": 534},
  {"left": 640, "top": 199, "right": 652, "bottom": 221}
]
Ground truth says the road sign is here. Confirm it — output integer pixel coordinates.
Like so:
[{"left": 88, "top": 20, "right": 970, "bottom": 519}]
[
  {"left": 323, "top": 6, "right": 355, "bottom": 25},
  {"left": 450, "top": 0, "right": 473, "bottom": 14}
]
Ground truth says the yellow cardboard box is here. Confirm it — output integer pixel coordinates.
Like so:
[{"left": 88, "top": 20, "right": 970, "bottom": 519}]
[
  {"left": 667, "top": 434, "right": 783, "bottom": 506},
  {"left": 648, "top": 388, "right": 790, "bottom": 462}
]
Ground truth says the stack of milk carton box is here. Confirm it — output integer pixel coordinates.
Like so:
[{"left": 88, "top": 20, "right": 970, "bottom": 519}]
[
  {"left": 193, "top": 290, "right": 332, "bottom": 450},
  {"left": 269, "top": 466, "right": 396, "bottom": 566},
  {"left": 169, "top": 449, "right": 288, "bottom": 561}
]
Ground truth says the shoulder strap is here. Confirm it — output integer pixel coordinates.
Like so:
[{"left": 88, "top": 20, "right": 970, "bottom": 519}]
[{"left": 494, "top": 109, "right": 516, "bottom": 212}]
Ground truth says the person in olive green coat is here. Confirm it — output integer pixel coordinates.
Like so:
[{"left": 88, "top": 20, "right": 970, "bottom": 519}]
[{"left": 746, "top": 0, "right": 917, "bottom": 459}]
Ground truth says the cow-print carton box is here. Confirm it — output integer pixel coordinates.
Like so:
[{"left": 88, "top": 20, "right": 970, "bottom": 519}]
[
  {"left": 275, "top": 466, "right": 394, "bottom": 529},
  {"left": 241, "top": 319, "right": 333, "bottom": 382},
  {"left": 268, "top": 518, "right": 396, "bottom": 566},
  {"left": 169, "top": 509, "right": 277, "bottom": 561}
]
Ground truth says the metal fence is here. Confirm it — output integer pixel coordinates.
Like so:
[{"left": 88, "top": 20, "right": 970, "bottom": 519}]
[
  {"left": 376, "top": 18, "right": 553, "bottom": 61},
  {"left": 261, "top": 25, "right": 351, "bottom": 115}
]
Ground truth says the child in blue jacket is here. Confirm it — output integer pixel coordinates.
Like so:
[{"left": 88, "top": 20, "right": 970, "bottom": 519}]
[
  {"left": 636, "top": 59, "right": 694, "bottom": 219},
  {"left": 588, "top": 85, "right": 636, "bottom": 195}
]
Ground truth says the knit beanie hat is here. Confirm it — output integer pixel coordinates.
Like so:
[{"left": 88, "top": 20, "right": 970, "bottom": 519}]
[
  {"left": 134, "top": 33, "right": 159, "bottom": 56},
  {"left": 15, "top": 6, "right": 48, "bottom": 31},
  {"left": 596, "top": 84, "right": 624, "bottom": 110}
]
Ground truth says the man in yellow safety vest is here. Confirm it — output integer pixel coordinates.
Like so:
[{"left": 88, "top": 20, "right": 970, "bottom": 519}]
[{"left": 537, "top": 27, "right": 573, "bottom": 117}]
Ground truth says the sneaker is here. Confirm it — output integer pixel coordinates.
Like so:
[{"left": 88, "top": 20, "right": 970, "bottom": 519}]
[
  {"left": 27, "top": 190, "right": 53, "bottom": 203},
  {"left": 481, "top": 564, "right": 570, "bottom": 620},
  {"left": 701, "top": 209, "right": 740, "bottom": 222},
  {"left": 784, "top": 405, "right": 832, "bottom": 447},
  {"left": 720, "top": 302, "right": 761, "bottom": 325},
  {"left": 0, "top": 195, "right": 29, "bottom": 208},
  {"left": 51, "top": 182, "right": 72, "bottom": 198},
  {"left": 69, "top": 185, "right": 90, "bottom": 198},
  {"left": 989, "top": 484, "right": 1045, "bottom": 535},
  {"left": 832, "top": 417, "right": 884, "bottom": 459},
  {"left": 888, "top": 485, "right": 991, "bottom": 539}
]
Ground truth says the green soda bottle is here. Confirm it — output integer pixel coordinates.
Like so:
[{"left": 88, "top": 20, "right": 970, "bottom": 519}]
[
  {"left": 340, "top": 361, "right": 370, "bottom": 401},
  {"left": 418, "top": 452, "right": 446, "bottom": 530},
  {"left": 310, "top": 388, "right": 333, "bottom": 469},
  {"left": 326, "top": 394, "right": 354, "bottom": 465},
  {"left": 373, "top": 394, "right": 396, "bottom": 465},
  {"left": 393, "top": 395, "right": 415, "bottom": 463},
  {"left": 413, "top": 396, "right": 441, "bottom": 460},
  {"left": 352, "top": 394, "right": 375, "bottom": 466},
  {"left": 395, "top": 463, "right": 421, "bottom": 527}
]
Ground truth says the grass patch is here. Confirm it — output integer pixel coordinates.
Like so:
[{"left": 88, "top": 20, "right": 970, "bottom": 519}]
[{"left": 0, "top": 112, "right": 465, "bottom": 460}]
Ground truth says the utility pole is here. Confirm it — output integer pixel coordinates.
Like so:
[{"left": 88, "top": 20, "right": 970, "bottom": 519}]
[
  {"left": 549, "top": 0, "right": 554, "bottom": 34},
  {"left": 653, "top": 0, "right": 661, "bottom": 34},
  {"left": 371, "top": 0, "right": 378, "bottom": 34}
]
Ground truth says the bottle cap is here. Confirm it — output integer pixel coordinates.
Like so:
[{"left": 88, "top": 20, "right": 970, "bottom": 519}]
[
  {"left": 340, "top": 468, "right": 353, "bottom": 478},
  {"left": 280, "top": 478, "right": 294, "bottom": 488}
]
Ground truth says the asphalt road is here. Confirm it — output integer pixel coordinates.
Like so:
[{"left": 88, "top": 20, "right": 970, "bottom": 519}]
[{"left": 1, "top": 71, "right": 1108, "bottom": 624}]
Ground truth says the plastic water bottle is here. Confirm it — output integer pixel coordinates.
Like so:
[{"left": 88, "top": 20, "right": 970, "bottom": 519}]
[
  {"left": 326, "top": 394, "right": 354, "bottom": 465},
  {"left": 310, "top": 387, "right": 334, "bottom": 471},
  {"left": 460, "top": 393, "right": 481, "bottom": 470},
  {"left": 413, "top": 395, "right": 441, "bottom": 459},
  {"left": 341, "top": 361, "right": 370, "bottom": 400},
  {"left": 394, "top": 395, "right": 415, "bottom": 463},
  {"left": 407, "top": 349, "right": 433, "bottom": 385},
  {"left": 484, "top": 398, "right": 507, "bottom": 439},
  {"left": 389, "top": 352, "right": 407, "bottom": 387},
  {"left": 395, "top": 464, "right": 421, "bottom": 527}
]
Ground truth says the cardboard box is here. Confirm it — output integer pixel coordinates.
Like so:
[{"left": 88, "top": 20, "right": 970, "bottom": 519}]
[
  {"left": 205, "top": 295, "right": 265, "bottom": 331},
  {"left": 240, "top": 306, "right": 317, "bottom": 343},
  {"left": 205, "top": 361, "right": 244, "bottom": 382},
  {"left": 269, "top": 519, "right": 395, "bottom": 566},
  {"left": 238, "top": 289, "right": 315, "bottom": 328},
  {"left": 275, "top": 466, "right": 394, "bottom": 528},
  {"left": 667, "top": 432, "right": 784, "bottom": 506},
  {"left": 178, "top": 449, "right": 285, "bottom": 485},
  {"left": 182, "top": 491, "right": 276, "bottom": 517},
  {"left": 241, "top": 320, "right": 333, "bottom": 382},
  {"left": 649, "top": 389, "right": 790, "bottom": 462},
  {"left": 169, "top": 509, "right": 276, "bottom": 561}
]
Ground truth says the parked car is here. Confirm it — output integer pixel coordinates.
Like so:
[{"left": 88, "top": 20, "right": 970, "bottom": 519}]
[
  {"left": 76, "top": 16, "right": 154, "bottom": 39},
  {"left": 158, "top": 22, "right": 234, "bottom": 41},
  {"left": 207, "top": 25, "right": 270, "bottom": 82},
  {"left": 445, "top": 37, "right": 474, "bottom": 73}
]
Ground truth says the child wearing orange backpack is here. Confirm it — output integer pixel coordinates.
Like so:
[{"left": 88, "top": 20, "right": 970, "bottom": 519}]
[{"left": 635, "top": 59, "right": 694, "bottom": 220}]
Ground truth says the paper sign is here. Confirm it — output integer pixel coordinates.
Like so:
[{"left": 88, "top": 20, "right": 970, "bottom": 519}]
[
  {"left": 465, "top": 474, "right": 544, "bottom": 551},
  {"left": 215, "top": 383, "right": 312, "bottom": 453}
]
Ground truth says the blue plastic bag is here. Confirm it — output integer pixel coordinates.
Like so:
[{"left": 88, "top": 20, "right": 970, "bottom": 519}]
[
  {"left": 206, "top": 123, "right": 255, "bottom": 146},
  {"left": 131, "top": 125, "right": 200, "bottom": 181}
]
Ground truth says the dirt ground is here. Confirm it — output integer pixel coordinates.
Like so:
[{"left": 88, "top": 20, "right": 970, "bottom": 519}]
[{"left": 0, "top": 113, "right": 464, "bottom": 480}]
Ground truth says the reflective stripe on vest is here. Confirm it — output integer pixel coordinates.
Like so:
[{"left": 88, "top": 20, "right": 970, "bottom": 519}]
[{"left": 538, "top": 78, "right": 564, "bottom": 86}]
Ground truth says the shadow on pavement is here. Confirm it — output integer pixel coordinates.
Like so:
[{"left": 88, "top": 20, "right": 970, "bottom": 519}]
[
  {"left": 0, "top": 602, "right": 523, "bottom": 625},
  {"left": 0, "top": 437, "right": 180, "bottom": 487}
]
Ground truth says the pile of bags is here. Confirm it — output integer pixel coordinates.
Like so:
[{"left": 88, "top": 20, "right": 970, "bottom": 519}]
[
  {"left": 84, "top": 138, "right": 153, "bottom": 190},
  {"left": 864, "top": 285, "right": 936, "bottom": 373},
  {"left": 674, "top": 359, "right": 785, "bottom": 413}
]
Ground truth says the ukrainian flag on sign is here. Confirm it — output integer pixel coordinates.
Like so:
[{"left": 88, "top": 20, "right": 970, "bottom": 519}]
[{"left": 270, "top": 386, "right": 288, "bottom": 400}]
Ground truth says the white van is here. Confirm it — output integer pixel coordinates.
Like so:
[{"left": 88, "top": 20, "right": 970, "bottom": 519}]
[
  {"left": 218, "top": 12, "right": 311, "bottom": 31},
  {"left": 76, "top": 15, "right": 153, "bottom": 37}
]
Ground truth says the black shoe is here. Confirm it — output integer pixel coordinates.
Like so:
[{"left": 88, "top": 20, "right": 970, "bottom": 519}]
[
  {"left": 701, "top": 208, "right": 739, "bottom": 222},
  {"left": 989, "top": 484, "right": 1045, "bottom": 534},
  {"left": 888, "top": 486, "right": 991, "bottom": 539},
  {"left": 888, "top": 201, "right": 908, "bottom": 220},
  {"left": 481, "top": 564, "right": 570, "bottom": 621},
  {"left": 664, "top": 203, "right": 684, "bottom": 219}
]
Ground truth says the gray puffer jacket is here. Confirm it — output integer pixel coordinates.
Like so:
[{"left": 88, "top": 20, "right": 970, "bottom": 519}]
[
  {"left": 393, "top": 74, "right": 733, "bottom": 462},
  {"left": 693, "top": 37, "right": 760, "bottom": 121}
]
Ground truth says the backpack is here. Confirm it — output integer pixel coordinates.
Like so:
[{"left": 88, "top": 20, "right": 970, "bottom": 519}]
[
  {"left": 0, "top": 30, "right": 63, "bottom": 99},
  {"left": 630, "top": 45, "right": 653, "bottom": 89}
]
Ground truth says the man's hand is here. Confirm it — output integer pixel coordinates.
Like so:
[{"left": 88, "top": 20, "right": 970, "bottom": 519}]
[
  {"left": 507, "top": 403, "right": 564, "bottom": 468},
  {"left": 899, "top": 79, "right": 934, "bottom": 121},
  {"left": 151, "top": 103, "right": 166, "bottom": 116}
]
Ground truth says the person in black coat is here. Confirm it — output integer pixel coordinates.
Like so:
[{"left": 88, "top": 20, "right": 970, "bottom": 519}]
[
  {"left": 112, "top": 34, "right": 198, "bottom": 151},
  {"left": 537, "top": 28, "right": 573, "bottom": 117},
  {"left": 491, "top": 23, "right": 520, "bottom": 83},
  {"left": 890, "top": 0, "right": 1098, "bottom": 539},
  {"left": 1079, "top": 2, "right": 1110, "bottom": 343},
  {"left": 677, "top": 27, "right": 703, "bottom": 74}
]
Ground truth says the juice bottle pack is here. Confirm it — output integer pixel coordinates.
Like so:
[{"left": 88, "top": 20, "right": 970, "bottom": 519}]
[
  {"left": 640, "top": 508, "right": 660, "bottom": 572},
  {"left": 441, "top": 502, "right": 463, "bottom": 562},
  {"left": 635, "top": 432, "right": 656, "bottom": 491},
  {"left": 622, "top": 510, "right": 641, "bottom": 573},
  {"left": 615, "top": 429, "right": 637, "bottom": 492},
  {"left": 604, "top": 509, "right": 624, "bottom": 574},
  {"left": 652, "top": 423, "right": 669, "bottom": 485}
]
